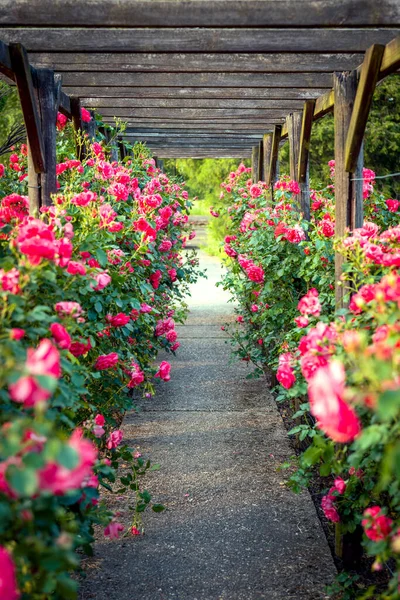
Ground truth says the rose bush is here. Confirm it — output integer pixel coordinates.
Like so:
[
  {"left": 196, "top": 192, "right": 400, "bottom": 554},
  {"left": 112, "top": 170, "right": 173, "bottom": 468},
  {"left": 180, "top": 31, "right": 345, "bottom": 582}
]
[
  {"left": 218, "top": 162, "right": 400, "bottom": 598},
  {"left": 0, "top": 122, "right": 200, "bottom": 598}
]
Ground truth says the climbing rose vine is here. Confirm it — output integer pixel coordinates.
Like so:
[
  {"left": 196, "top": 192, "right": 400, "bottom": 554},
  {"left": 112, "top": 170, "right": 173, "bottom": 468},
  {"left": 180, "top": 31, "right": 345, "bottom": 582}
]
[
  {"left": 218, "top": 162, "right": 400, "bottom": 599},
  {"left": 0, "top": 128, "right": 200, "bottom": 598}
]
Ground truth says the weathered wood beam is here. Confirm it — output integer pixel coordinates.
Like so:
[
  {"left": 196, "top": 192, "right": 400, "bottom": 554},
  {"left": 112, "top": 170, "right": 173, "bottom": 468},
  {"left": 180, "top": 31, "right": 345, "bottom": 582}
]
[
  {"left": 95, "top": 108, "right": 291, "bottom": 119},
  {"left": 58, "top": 90, "right": 72, "bottom": 118},
  {"left": 345, "top": 44, "right": 385, "bottom": 173},
  {"left": 125, "top": 130, "right": 263, "bottom": 139},
  {"left": 0, "top": 39, "right": 14, "bottom": 81},
  {"left": 106, "top": 119, "right": 282, "bottom": 128},
  {"left": 379, "top": 36, "right": 400, "bottom": 79},
  {"left": 54, "top": 72, "right": 334, "bottom": 88},
  {"left": 2, "top": 28, "right": 398, "bottom": 53},
  {"left": 125, "top": 123, "right": 277, "bottom": 131},
  {"left": 257, "top": 140, "right": 263, "bottom": 182},
  {"left": 297, "top": 100, "right": 315, "bottom": 184},
  {"left": 156, "top": 149, "right": 251, "bottom": 158},
  {"left": 70, "top": 96, "right": 85, "bottom": 160},
  {"left": 36, "top": 68, "right": 58, "bottom": 206},
  {"left": 334, "top": 70, "right": 363, "bottom": 307},
  {"left": 262, "top": 133, "right": 273, "bottom": 184},
  {"left": 9, "top": 43, "right": 46, "bottom": 173},
  {"left": 28, "top": 52, "right": 365, "bottom": 73},
  {"left": 267, "top": 125, "right": 281, "bottom": 188},
  {"left": 3, "top": 0, "right": 399, "bottom": 27},
  {"left": 251, "top": 145, "right": 259, "bottom": 183},
  {"left": 85, "top": 98, "right": 305, "bottom": 110},
  {"left": 286, "top": 112, "right": 302, "bottom": 183},
  {"left": 63, "top": 86, "right": 327, "bottom": 100}
]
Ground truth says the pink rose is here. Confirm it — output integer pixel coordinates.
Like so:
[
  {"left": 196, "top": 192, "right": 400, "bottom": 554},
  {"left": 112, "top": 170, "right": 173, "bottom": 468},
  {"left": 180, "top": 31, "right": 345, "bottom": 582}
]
[
  {"left": 155, "top": 361, "right": 171, "bottom": 382},
  {"left": 0, "top": 546, "right": 19, "bottom": 600},
  {"left": 308, "top": 361, "right": 361, "bottom": 443},
  {"left": 104, "top": 522, "right": 124, "bottom": 539},
  {"left": 298, "top": 288, "right": 321, "bottom": 317},
  {"left": 362, "top": 506, "right": 393, "bottom": 542},
  {"left": 10, "top": 328, "right": 25, "bottom": 340},
  {"left": 109, "top": 313, "right": 130, "bottom": 327},
  {"left": 55, "top": 301, "right": 83, "bottom": 318},
  {"left": 107, "top": 430, "right": 123, "bottom": 449},
  {"left": 95, "top": 353, "right": 119, "bottom": 371},
  {"left": 81, "top": 107, "right": 91, "bottom": 122},
  {"left": 50, "top": 322, "right": 71, "bottom": 350},
  {"left": 66, "top": 261, "right": 87, "bottom": 276}
]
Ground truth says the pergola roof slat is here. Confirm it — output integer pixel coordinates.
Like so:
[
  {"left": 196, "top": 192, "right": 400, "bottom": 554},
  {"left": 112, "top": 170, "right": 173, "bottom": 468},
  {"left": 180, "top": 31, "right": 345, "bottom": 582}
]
[
  {"left": 1, "top": 28, "right": 399, "bottom": 53},
  {"left": 28, "top": 52, "right": 365, "bottom": 73},
  {"left": 2, "top": 0, "right": 399, "bottom": 28}
]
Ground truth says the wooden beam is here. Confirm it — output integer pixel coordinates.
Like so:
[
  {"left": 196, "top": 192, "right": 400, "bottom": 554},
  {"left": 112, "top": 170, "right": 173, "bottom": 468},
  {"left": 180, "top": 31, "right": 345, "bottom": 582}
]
[
  {"left": 58, "top": 90, "right": 72, "bottom": 118},
  {"left": 251, "top": 146, "right": 259, "bottom": 183},
  {"left": 263, "top": 133, "right": 273, "bottom": 184},
  {"left": 54, "top": 72, "right": 334, "bottom": 89},
  {"left": 96, "top": 107, "right": 294, "bottom": 119},
  {"left": 267, "top": 125, "right": 281, "bottom": 188},
  {"left": 297, "top": 100, "right": 315, "bottom": 183},
  {"left": 0, "top": 39, "right": 14, "bottom": 81},
  {"left": 124, "top": 123, "right": 277, "bottom": 131},
  {"left": 3, "top": 0, "right": 399, "bottom": 27},
  {"left": 9, "top": 43, "right": 45, "bottom": 173},
  {"left": 257, "top": 140, "right": 263, "bottom": 181},
  {"left": 153, "top": 148, "right": 252, "bottom": 158},
  {"left": 36, "top": 68, "right": 58, "bottom": 206},
  {"left": 345, "top": 44, "right": 385, "bottom": 172},
  {"left": 286, "top": 112, "right": 302, "bottom": 183},
  {"left": 84, "top": 98, "right": 305, "bottom": 110},
  {"left": 379, "top": 35, "right": 400, "bottom": 79},
  {"left": 63, "top": 86, "right": 327, "bottom": 100},
  {"left": 28, "top": 51, "right": 365, "bottom": 73},
  {"left": 334, "top": 70, "right": 363, "bottom": 307},
  {"left": 2, "top": 28, "right": 398, "bottom": 53},
  {"left": 70, "top": 96, "right": 85, "bottom": 160}
]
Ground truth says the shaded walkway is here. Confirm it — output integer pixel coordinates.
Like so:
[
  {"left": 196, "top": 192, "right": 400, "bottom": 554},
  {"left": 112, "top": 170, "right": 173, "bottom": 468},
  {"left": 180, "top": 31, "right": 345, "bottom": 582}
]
[{"left": 79, "top": 251, "right": 336, "bottom": 600}]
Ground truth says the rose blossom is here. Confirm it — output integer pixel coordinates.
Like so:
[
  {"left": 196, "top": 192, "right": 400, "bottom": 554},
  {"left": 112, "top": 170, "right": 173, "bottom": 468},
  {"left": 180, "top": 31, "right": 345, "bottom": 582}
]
[
  {"left": 0, "top": 546, "right": 19, "bottom": 600},
  {"left": 155, "top": 361, "right": 171, "bottom": 382},
  {"left": 308, "top": 361, "right": 361, "bottom": 443},
  {"left": 362, "top": 506, "right": 393, "bottom": 542},
  {"left": 50, "top": 322, "right": 71, "bottom": 350},
  {"left": 95, "top": 353, "right": 119, "bottom": 370},
  {"left": 104, "top": 522, "right": 124, "bottom": 539},
  {"left": 297, "top": 288, "right": 321, "bottom": 317},
  {"left": 107, "top": 430, "right": 123, "bottom": 449},
  {"left": 55, "top": 301, "right": 83, "bottom": 318}
]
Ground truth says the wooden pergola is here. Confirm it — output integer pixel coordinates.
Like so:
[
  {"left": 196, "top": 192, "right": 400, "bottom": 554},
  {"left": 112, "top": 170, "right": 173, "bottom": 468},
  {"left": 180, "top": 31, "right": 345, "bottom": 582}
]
[{"left": 0, "top": 0, "right": 399, "bottom": 303}]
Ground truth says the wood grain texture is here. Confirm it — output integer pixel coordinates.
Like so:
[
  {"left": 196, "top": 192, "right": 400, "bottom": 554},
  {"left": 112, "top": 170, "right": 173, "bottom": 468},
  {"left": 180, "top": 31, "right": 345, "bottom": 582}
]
[
  {"left": 95, "top": 107, "right": 291, "bottom": 118},
  {"left": 125, "top": 122, "right": 277, "bottom": 131},
  {"left": 345, "top": 44, "right": 385, "bottom": 172},
  {"left": 2, "top": 28, "right": 399, "bottom": 53},
  {"left": 0, "top": 40, "right": 14, "bottom": 81},
  {"left": 380, "top": 36, "right": 400, "bottom": 78},
  {"left": 2, "top": 0, "right": 399, "bottom": 27},
  {"left": 63, "top": 86, "right": 327, "bottom": 100},
  {"left": 9, "top": 43, "right": 45, "bottom": 172},
  {"left": 297, "top": 100, "right": 315, "bottom": 183},
  {"left": 36, "top": 68, "right": 58, "bottom": 206},
  {"left": 334, "top": 70, "right": 363, "bottom": 307},
  {"left": 55, "top": 72, "right": 334, "bottom": 88},
  {"left": 84, "top": 98, "right": 306, "bottom": 110},
  {"left": 262, "top": 133, "right": 273, "bottom": 184},
  {"left": 251, "top": 146, "right": 259, "bottom": 183},
  {"left": 267, "top": 125, "right": 281, "bottom": 187},
  {"left": 28, "top": 52, "right": 364, "bottom": 73}
]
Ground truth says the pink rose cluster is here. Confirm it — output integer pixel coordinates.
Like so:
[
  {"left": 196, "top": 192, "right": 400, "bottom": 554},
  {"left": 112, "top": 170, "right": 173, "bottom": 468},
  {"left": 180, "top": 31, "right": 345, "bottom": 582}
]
[
  {"left": 321, "top": 477, "right": 346, "bottom": 523},
  {"left": 238, "top": 255, "right": 264, "bottom": 284}
]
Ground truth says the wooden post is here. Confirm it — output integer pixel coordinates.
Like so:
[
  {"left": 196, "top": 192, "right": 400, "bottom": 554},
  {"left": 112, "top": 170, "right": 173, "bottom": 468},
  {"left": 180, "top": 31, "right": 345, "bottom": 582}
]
[
  {"left": 257, "top": 140, "right": 263, "bottom": 182},
  {"left": 27, "top": 141, "right": 41, "bottom": 215},
  {"left": 345, "top": 44, "right": 385, "bottom": 173},
  {"left": 286, "top": 111, "right": 302, "bottom": 184},
  {"left": 334, "top": 71, "right": 363, "bottom": 307},
  {"left": 263, "top": 133, "right": 273, "bottom": 185},
  {"left": 297, "top": 100, "right": 315, "bottom": 221},
  {"left": 118, "top": 139, "right": 126, "bottom": 160},
  {"left": 85, "top": 110, "right": 96, "bottom": 141},
  {"left": 251, "top": 145, "right": 259, "bottom": 183},
  {"left": 36, "top": 68, "right": 58, "bottom": 206},
  {"left": 267, "top": 125, "right": 282, "bottom": 196}
]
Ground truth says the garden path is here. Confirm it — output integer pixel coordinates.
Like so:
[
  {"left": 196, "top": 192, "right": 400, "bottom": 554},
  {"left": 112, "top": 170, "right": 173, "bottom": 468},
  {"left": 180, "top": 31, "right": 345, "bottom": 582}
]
[{"left": 79, "top": 249, "right": 336, "bottom": 600}]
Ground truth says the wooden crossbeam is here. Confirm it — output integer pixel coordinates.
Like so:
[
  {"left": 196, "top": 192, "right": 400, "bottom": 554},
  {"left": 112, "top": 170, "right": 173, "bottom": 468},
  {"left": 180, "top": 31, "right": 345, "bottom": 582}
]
[
  {"left": 345, "top": 44, "right": 385, "bottom": 172},
  {"left": 28, "top": 52, "right": 365, "bottom": 74},
  {"left": 63, "top": 86, "right": 327, "bottom": 100},
  {"left": 380, "top": 35, "right": 400, "bottom": 78},
  {"left": 9, "top": 43, "right": 45, "bottom": 172},
  {"left": 297, "top": 100, "right": 315, "bottom": 183},
  {"left": 124, "top": 123, "right": 277, "bottom": 131},
  {"left": 51, "top": 72, "right": 334, "bottom": 88},
  {"left": 2, "top": 0, "right": 399, "bottom": 27},
  {"left": 2, "top": 28, "right": 399, "bottom": 53},
  {"left": 0, "top": 39, "right": 14, "bottom": 81},
  {"left": 267, "top": 125, "right": 281, "bottom": 187},
  {"left": 85, "top": 98, "right": 306, "bottom": 110},
  {"left": 93, "top": 108, "right": 291, "bottom": 119}
]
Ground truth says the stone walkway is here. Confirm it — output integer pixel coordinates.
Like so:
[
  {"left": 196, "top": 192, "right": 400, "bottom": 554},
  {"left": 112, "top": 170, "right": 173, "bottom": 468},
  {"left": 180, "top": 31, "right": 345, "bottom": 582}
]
[{"left": 79, "top": 251, "right": 336, "bottom": 600}]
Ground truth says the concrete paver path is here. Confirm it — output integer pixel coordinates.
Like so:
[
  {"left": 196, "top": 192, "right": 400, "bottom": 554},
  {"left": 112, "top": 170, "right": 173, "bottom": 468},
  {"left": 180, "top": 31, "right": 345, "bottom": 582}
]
[{"left": 79, "top": 251, "right": 336, "bottom": 600}]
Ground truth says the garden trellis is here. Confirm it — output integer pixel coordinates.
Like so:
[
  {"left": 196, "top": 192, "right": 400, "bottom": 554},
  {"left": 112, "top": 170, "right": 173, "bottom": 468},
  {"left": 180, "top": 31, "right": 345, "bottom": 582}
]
[{"left": 0, "top": 0, "right": 400, "bottom": 304}]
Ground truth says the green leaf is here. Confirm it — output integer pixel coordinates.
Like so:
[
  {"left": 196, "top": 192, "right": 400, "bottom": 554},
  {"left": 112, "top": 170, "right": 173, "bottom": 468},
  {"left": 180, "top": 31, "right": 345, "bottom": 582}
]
[
  {"left": 301, "top": 445, "right": 323, "bottom": 467},
  {"left": 57, "top": 445, "right": 79, "bottom": 470},
  {"left": 7, "top": 466, "right": 38, "bottom": 496},
  {"left": 94, "top": 301, "right": 103, "bottom": 314},
  {"left": 152, "top": 504, "right": 166, "bottom": 513},
  {"left": 378, "top": 389, "right": 400, "bottom": 421},
  {"left": 95, "top": 248, "right": 108, "bottom": 267}
]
